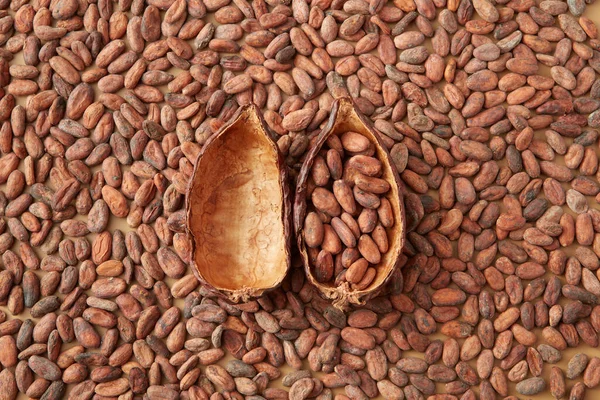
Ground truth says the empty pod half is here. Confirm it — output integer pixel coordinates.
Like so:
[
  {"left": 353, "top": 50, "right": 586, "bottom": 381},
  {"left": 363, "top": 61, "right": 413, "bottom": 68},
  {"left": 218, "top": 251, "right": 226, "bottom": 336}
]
[{"left": 187, "top": 104, "right": 291, "bottom": 303}]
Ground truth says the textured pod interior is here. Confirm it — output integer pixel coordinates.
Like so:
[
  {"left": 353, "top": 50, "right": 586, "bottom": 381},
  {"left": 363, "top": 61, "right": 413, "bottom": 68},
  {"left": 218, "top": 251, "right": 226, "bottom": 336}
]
[{"left": 188, "top": 108, "right": 288, "bottom": 293}]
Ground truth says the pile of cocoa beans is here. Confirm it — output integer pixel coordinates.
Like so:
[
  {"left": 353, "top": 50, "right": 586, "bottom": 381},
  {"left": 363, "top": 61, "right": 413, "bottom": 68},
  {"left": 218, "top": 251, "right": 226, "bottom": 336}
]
[
  {"left": 0, "top": 0, "right": 598, "bottom": 399},
  {"left": 304, "top": 131, "right": 394, "bottom": 290}
]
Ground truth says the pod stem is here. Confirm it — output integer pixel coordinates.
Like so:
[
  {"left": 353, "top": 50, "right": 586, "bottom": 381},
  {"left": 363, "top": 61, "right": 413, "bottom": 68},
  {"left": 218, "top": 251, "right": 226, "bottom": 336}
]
[
  {"left": 225, "top": 287, "right": 264, "bottom": 304},
  {"left": 331, "top": 283, "right": 365, "bottom": 311}
]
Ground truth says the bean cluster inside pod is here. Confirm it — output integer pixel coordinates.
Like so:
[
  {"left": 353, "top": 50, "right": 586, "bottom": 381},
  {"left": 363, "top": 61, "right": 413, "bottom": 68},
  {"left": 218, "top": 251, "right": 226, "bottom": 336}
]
[
  {"left": 295, "top": 97, "right": 405, "bottom": 309},
  {"left": 186, "top": 104, "right": 291, "bottom": 303}
]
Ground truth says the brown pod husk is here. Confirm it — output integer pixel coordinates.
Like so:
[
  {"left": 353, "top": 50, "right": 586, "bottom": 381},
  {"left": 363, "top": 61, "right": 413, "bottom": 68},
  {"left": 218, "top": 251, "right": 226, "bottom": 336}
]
[
  {"left": 294, "top": 97, "right": 405, "bottom": 309},
  {"left": 186, "top": 104, "right": 291, "bottom": 303}
]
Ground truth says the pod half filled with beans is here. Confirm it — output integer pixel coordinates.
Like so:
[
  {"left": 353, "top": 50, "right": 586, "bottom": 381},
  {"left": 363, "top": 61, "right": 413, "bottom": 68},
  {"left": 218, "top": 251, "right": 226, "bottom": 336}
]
[{"left": 295, "top": 97, "right": 405, "bottom": 309}]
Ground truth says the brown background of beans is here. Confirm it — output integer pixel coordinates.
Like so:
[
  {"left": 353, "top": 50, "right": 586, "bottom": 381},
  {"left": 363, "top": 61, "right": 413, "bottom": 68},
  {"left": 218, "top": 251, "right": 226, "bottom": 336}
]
[{"left": 4, "top": 0, "right": 600, "bottom": 398}]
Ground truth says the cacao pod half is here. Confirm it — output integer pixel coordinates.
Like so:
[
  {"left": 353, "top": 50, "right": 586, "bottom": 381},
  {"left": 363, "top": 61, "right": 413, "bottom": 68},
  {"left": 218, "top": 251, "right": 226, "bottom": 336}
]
[
  {"left": 186, "top": 104, "right": 291, "bottom": 303},
  {"left": 294, "top": 97, "right": 405, "bottom": 309}
]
